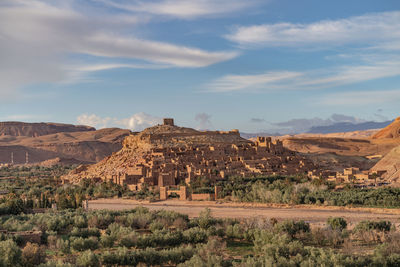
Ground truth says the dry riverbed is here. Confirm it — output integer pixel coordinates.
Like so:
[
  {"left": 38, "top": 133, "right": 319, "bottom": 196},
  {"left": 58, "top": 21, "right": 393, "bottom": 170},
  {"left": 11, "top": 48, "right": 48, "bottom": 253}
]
[{"left": 89, "top": 199, "right": 400, "bottom": 227}]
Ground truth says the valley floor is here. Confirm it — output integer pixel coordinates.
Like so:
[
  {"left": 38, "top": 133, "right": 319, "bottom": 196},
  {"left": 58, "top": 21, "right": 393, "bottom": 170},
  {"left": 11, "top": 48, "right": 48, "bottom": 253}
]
[{"left": 88, "top": 199, "right": 400, "bottom": 227}]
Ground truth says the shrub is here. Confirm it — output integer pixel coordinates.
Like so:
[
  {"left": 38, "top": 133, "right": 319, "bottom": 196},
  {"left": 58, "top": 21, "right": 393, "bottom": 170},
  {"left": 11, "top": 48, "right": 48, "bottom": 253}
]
[
  {"left": 88, "top": 213, "right": 114, "bottom": 229},
  {"left": 183, "top": 227, "right": 208, "bottom": 244},
  {"left": 196, "top": 208, "right": 216, "bottom": 229},
  {"left": 70, "top": 227, "right": 101, "bottom": 238},
  {"left": 71, "top": 237, "right": 99, "bottom": 252},
  {"left": 327, "top": 217, "right": 347, "bottom": 231},
  {"left": 275, "top": 220, "right": 310, "bottom": 239},
  {"left": 0, "top": 239, "right": 22, "bottom": 266},
  {"left": 56, "top": 238, "right": 70, "bottom": 254},
  {"left": 120, "top": 232, "right": 139, "bottom": 248},
  {"left": 22, "top": 242, "right": 46, "bottom": 267},
  {"left": 100, "top": 234, "right": 115, "bottom": 248},
  {"left": 76, "top": 250, "right": 100, "bottom": 267},
  {"left": 74, "top": 215, "right": 88, "bottom": 228},
  {"left": 354, "top": 220, "right": 392, "bottom": 233}
]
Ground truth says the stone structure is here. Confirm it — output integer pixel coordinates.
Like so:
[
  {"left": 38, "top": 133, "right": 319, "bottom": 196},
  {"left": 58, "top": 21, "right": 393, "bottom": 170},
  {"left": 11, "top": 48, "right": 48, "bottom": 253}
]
[
  {"left": 308, "top": 167, "right": 387, "bottom": 186},
  {"left": 163, "top": 118, "right": 175, "bottom": 126},
  {"left": 64, "top": 120, "right": 314, "bottom": 193},
  {"left": 160, "top": 185, "right": 220, "bottom": 201}
]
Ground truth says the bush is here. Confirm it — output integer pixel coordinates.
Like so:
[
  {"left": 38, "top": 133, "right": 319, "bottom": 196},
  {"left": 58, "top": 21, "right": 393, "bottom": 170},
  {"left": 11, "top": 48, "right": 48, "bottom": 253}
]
[
  {"left": 88, "top": 213, "right": 114, "bottom": 229},
  {"left": 76, "top": 250, "right": 100, "bottom": 267},
  {"left": 56, "top": 238, "right": 70, "bottom": 254},
  {"left": 22, "top": 242, "right": 46, "bottom": 267},
  {"left": 71, "top": 237, "right": 99, "bottom": 252},
  {"left": 120, "top": 232, "right": 138, "bottom": 248},
  {"left": 354, "top": 220, "right": 392, "bottom": 233},
  {"left": 0, "top": 239, "right": 22, "bottom": 266},
  {"left": 275, "top": 220, "right": 310, "bottom": 239},
  {"left": 183, "top": 227, "right": 208, "bottom": 244},
  {"left": 196, "top": 208, "right": 216, "bottom": 230},
  {"left": 327, "top": 217, "right": 347, "bottom": 231},
  {"left": 70, "top": 227, "right": 101, "bottom": 238},
  {"left": 100, "top": 234, "right": 115, "bottom": 248}
]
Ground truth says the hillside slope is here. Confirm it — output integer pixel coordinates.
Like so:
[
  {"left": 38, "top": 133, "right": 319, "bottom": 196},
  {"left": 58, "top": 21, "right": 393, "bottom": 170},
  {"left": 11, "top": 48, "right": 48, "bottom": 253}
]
[
  {"left": 371, "top": 145, "right": 400, "bottom": 184},
  {"left": 0, "top": 126, "right": 131, "bottom": 164},
  {"left": 0, "top": 122, "right": 94, "bottom": 137},
  {"left": 372, "top": 117, "right": 400, "bottom": 139}
]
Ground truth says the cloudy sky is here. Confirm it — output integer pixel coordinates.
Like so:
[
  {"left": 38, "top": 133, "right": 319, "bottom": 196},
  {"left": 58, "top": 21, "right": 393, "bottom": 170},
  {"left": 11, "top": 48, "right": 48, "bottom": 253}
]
[{"left": 1, "top": 0, "right": 399, "bottom": 133}]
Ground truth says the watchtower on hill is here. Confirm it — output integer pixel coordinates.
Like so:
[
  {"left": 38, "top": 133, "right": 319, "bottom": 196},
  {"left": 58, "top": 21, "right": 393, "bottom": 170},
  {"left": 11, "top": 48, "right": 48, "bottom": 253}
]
[{"left": 163, "top": 118, "right": 174, "bottom": 126}]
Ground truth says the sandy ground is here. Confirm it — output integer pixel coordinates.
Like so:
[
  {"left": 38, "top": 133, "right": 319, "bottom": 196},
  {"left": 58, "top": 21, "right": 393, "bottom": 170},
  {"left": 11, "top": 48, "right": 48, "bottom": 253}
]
[{"left": 89, "top": 199, "right": 400, "bottom": 226}]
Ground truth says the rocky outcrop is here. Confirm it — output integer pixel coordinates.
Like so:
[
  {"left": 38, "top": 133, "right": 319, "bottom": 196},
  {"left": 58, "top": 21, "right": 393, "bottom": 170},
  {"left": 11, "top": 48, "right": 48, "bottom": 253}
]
[
  {"left": 372, "top": 117, "right": 400, "bottom": 139},
  {"left": 0, "top": 122, "right": 95, "bottom": 137},
  {"left": 371, "top": 145, "right": 400, "bottom": 184}
]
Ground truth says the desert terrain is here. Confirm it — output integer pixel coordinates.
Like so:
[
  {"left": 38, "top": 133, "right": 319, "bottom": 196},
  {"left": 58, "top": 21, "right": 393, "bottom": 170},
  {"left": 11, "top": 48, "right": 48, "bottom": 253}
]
[{"left": 0, "top": 122, "right": 130, "bottom": 164}]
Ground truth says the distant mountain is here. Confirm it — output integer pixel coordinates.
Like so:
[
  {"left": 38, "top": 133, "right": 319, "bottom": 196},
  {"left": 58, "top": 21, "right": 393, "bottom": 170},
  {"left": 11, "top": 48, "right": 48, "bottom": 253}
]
[
  {"left": 307, "top": 120, "right": 393, "bottom": 134},
  {"left": 240, "top": 132, "right": 280, "bottom": 139},
  {"left": 0, "top": 121, "right": 95, "bottom": 137},
  {"left": 0, "top": 122, "right": 131, "bottom": 165}
]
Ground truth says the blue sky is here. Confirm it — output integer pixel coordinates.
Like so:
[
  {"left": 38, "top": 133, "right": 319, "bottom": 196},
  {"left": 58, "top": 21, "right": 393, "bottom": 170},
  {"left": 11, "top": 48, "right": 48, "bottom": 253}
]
[{"left": 0, "top": 0, "right": 399, "bottom": 133}]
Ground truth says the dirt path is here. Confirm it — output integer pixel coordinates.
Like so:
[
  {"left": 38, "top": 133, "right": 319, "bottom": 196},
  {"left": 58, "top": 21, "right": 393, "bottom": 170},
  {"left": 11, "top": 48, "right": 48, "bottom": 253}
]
[{"left": 89, "top": 199, "right": 400, "bottom": 226}]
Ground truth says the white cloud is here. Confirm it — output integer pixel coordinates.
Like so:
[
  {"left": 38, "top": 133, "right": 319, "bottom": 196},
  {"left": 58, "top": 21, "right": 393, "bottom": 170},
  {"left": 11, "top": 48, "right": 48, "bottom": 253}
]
[
  {"left": 207, "top": 56, "right": 400, "bottom": 92},
  {"left": 97, "top": 0, "right": 261, "bottom": 19},
  {"left": 0, "top": 0, "right": 238, "bottom": 99},
  {"left": 73, "top": 63, "right": 169, "bottom": 72},
  {"left": 76, "top": 112, "right": 162, "bottom": 131},
  {"left": 80, "top": 33, "right": 238, "bottom": 67},
  {"left": 118, "top": 113, "right": 162, "bottom": 131},
  {"left": 207, "top": 71, "right": 302, "bottom": 92},
  {"left": 226, "top": 11, "right": 400, "bottom": 48},
  {"left": 317, "top": 89, "right": 400, "bottom": 106},
  {"left": 76, "top": 114, "right": 113, "bottom": 129}
]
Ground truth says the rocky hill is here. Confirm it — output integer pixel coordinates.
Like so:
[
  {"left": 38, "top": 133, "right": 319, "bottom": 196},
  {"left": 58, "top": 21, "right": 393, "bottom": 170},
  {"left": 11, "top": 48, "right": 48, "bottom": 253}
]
[
  {"left": 275, "top": 129, "right": 400, "bottom": 171},
  {"left": 371, "top": 145, "right": 400, "bottom": 184},
  {"left": 63, "top": 122, "right": 313, "bottom": 186},
  {"left": 372, "top": 117, "right": 400, "bottom": 139},
  {"left": 0, "top": 122, "right": 94, "bottom": 137},
  {"left": 0, "top": 123, "right": 131, "bottom": 165},
  {"left": 368, "top": 118, "right": 400, "bottom": 183}
]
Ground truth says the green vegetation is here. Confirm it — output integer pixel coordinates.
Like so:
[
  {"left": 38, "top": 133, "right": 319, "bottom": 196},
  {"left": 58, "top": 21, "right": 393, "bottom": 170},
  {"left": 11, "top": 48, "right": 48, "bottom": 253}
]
[
  {"left": 0, "top": 207, "right": 400, "bottom": 266},
  {"left": 0, "top": 166, "right": 159, "bottom": 215},
  {"left": 213, "top": 174, "right": 400, "bottom": 208},
  {"left": 2, "top": 167, "right": 400, "bottom": 265}
]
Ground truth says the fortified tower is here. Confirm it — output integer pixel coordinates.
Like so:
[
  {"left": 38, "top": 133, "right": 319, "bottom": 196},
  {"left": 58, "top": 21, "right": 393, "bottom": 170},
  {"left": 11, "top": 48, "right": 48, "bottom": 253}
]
[{"left": 163, "top": 118, "right": 174, "bottom": 126}]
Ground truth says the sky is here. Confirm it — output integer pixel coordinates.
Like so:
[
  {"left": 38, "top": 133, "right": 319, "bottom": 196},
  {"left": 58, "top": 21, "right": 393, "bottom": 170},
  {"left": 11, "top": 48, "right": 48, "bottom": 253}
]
[{"left": 0, "top": 0, "right": 400, "bottom": 134}]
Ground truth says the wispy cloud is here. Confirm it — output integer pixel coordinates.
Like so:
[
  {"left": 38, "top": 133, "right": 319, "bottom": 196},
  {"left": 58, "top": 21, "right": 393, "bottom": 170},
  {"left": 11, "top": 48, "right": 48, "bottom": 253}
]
[
  {"left": 207, "top": 71, "right": 302, "bottom": 92},
  {"left": 226, "top": 11, "right": 400, "bottom": 48},
  {"left": 96, "top": 0, "right": 261, "bottom": 19},
  {"left": 207, "top": 56, "right": 400, "bottom": 92},
  {"left": 316, "top": 89, "right": 400, "bottom": 106},
  {"left": 0, "top": 0, "right": 238, "bottom": 99},
  {"left": 250, "top": 118, "right": 265, "bottom": 123}
]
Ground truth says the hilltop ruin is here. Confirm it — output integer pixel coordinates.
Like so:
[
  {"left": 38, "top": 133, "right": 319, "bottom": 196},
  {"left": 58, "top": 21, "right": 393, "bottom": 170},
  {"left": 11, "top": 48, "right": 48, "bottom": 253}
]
[{"left": 63, "top": 119, "right": 314, "bottom": 190}]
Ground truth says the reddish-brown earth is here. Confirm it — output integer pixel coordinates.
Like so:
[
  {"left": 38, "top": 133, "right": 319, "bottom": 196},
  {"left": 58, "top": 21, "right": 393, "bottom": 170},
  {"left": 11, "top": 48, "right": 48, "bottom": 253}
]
[
  {"left": 372, "top": 117, "right": 400, "bottom": 139},
  {"left": 0, "top": 121, "right": 94, "bottom": 137},
  {"left": 0, "top": 123, "right": 131, "bottom": 164}
]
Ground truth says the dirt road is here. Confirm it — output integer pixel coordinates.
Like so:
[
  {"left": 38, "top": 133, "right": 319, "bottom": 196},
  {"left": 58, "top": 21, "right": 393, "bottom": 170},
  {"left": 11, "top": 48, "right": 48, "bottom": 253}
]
[{"left": 88, "top": 199, "right": 400, "bottom": 225}]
